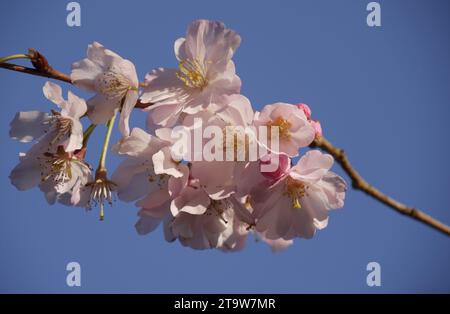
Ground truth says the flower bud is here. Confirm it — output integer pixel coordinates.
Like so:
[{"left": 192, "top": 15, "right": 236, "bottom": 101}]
[{"left": 295, "top": 103, "right": 312, "bottom": 120}]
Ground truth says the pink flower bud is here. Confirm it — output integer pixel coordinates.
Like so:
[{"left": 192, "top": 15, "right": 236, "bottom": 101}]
[
  {"left": 295, "top": 103, "right": 312, "bottom": 120},
  {"left": 310, "top": 120, "right": 322, "bottom": 138},
  {"left": 259, "top": 153, "right": 291, "bottom": 181}
]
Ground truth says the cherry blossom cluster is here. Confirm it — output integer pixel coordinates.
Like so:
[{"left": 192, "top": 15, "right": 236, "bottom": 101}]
[{"left": 9, "top": 20, "right": 346, "bottom": 251}]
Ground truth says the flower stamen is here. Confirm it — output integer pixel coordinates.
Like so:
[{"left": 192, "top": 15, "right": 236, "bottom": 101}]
[
  {"left": 39, "top": 146, "right": 82, "bottom": 186},
  {"left": 284, "top": 176, "right": 307, "bottom": 209},
  {"left": 268, "top": 117, "right": 292, "bottom": 140},
  {"left": 46, "top": 110, "right": 73, "bottom": 146},
  {"left": 95, "top": 70, "right": 133, "bottom": 98},
  {"left": 86, "top": 170, "right": 116, "bottom": 221},
  {"left": 176, "top": 58, "right": 208, "bottom": 89}
]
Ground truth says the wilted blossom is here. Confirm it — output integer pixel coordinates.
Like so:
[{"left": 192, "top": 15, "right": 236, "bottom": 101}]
[{"left": 7, "top": 19, "right": 347, "bottom": 252}]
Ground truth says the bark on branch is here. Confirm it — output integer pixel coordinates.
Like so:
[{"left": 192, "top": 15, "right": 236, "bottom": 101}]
[
  {"left": 310, "top": 136, "right": 450, "bottom": 236},
  {"left": 1, "top": 49, "right": 449, "bottom": 236}
]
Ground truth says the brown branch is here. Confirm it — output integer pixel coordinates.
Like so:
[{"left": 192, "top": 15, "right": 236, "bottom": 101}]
[
  {"left": 1, "top": 49, "right": 450, "bottom": 236},
  {"left": 0, "top": 62, "right": 72, "bottom": 83},
  {"left": 310, "top": 136, "right": 450, "bottom": 236}
]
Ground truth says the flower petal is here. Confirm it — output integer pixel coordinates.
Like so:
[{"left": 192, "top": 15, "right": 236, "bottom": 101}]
[
  {"left": 86, "top": 94, "right": 120, "bottom": 125},
  {"left": 43, "top": 81, "right": 64, "bottom": 106},
  {"left": 152, "top": 147, "right": 183, "bottom": 178},
  {"left": 64, "top": 90, "right": 88, "bottom": 119},
  {"left": 9, "top": 111, "right": 50, "bottom": 142},
  {"left": 118, "top": 90, "right": 138, "bottom": 137},
  {"left": 170, "top": 187, "right": 210, "bottom": 216},
  {"left": 290, "top": 150, "right": 334, "bottom": 183}
]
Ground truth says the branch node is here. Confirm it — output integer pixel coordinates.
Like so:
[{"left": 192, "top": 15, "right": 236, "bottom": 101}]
[{"left": 28, "top": 48, "right": 51, "bottom": 73}]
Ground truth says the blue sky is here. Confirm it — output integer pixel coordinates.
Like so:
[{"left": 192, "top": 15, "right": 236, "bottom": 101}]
[{"left": 0, "top": 0, "right": 449, "bottom": 293}]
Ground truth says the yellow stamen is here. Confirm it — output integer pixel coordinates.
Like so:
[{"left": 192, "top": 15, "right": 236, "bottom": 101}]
[
  {"left": 176, "top": 58, "right": 208, "bottom": 89},
  {"left": 284, "top": 176, "right": 307, "bottom": 209},
  {"left": 292, "top": 197, "right": 302, "bottom": 209},
  {"left": 268, "top": 117, "right": 292, "bottom": 139}
]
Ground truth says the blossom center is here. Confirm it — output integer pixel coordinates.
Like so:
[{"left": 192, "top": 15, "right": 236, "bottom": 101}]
[
  {"left": 95, "top": 70, "right": 133, "bottom": 98},
  {"left": 176, "top": 59, "right": 208, "bottom": 89},
  {"left": 284, "top": 176, "right": 307, "bottom": 209},
  {"left": 40, "top": 147, "right": 76, "bottom": 185},
  {"left": 48, "top": 111, "right": 73, "bottom": 145},
  {"left": 86, "top": 171, "right": 116, "bottom": 221},
  {"left": 268, "top": 117, "right": 292, "bottom": 139}
]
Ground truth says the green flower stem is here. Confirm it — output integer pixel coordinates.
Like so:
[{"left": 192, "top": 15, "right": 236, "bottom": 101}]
[
  {"left": 82, "top": 124, "right": 97, "bottom": 146},
  {"left": 97, "top": 111, "right": 117, "bottom": 172},
  {"left": 0, "top": 54, "right": 30, "bottom": 63}
]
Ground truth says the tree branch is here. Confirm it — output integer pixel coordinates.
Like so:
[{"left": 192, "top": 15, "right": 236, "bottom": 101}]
[
  {"left": 1, "top": 49, "right": 449, "bottom": 236},
  {"left": 0, "top": 61, "right": 72, "bottom": 83},
  {"left": 310, "top": 136, "right": 450, "bottom": 236}
]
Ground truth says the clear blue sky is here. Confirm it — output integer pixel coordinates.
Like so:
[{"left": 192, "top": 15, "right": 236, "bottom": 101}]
[{"left": 0, "top": 0, "right": 449, "bottom": 293}]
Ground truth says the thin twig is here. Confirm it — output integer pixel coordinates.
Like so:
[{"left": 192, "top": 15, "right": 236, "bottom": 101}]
[
  {"left": 0, "top": 62, "right": 71, "bottom": 83},
  {"left": 1, "top": 49, "right": 450, "bottom": 236},
  {"left": 310, "top": 136, "right": 450, "bottom": 236}
]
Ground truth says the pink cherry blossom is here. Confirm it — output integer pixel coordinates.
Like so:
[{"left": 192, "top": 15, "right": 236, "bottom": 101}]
[
  {"left": 253, "top": 103, "right": 315, "bottom": 157},
  {"left": 251, "top": 150, "right": 346, "bottom": 240},
  {"left": 166, "top": 195, "right": 250, "bottom": 251},
  {"left": 140, "top": 20, "right": 241, "bottom": 127},
  {"left": 5, "top": 20, "right": 349, "bottom": 253},
  {"left": 111, "top": 128, "right": 188, "bottom": 232},
  {"left": 71, "top": 42, "right": 139, "bottom": 136}
]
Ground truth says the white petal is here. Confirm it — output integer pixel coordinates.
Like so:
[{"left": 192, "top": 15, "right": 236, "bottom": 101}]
[
  {"left": 113, "top": 127, "right": 167, "bottom": 157},
  {"left": 174, "top": 37, "right": 187, "bottom": 61},
  {"left": 87, "top": 94, "right": 120, "bottom": 125},
  {"left": 118, "top": 90, "right": 138, "bottom": 137},
  {"left": 170, "top": 187, "right": 210, "bottom": 216},
  {"left": 70, "top": 59, "right": 102, "bottom": 91},
  {"left": 290, "top": 150, "right": 334, "bottom": 183},
  {"left": 184, "top": 20, "right": 241, "bottom": 65},
  {"left": 140, "top": 68, "right": 185, "bottom": 104},
  {"left": 86, "top": 41, "right": 122, "bottom": 68},
  {"left": 152, "top": 147, "right": 183, "bottom": 178},
  {"left": 9, "top": 155, "right": 41, "bottom": 191},
  {"left": 64, "top": 90, "right": 87, "bottom": 119},
  {"left": 64, "top": 119, "right": 83, "bottom": 152},
  {"left": 43, "top": 81, "right": 64, "bottom": 106},
  {"left": 112, "top": 157, "right": 153, "bottom": 202},
  {"left": 9, "top": 111, "right": 50, "bottom": 142}
]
